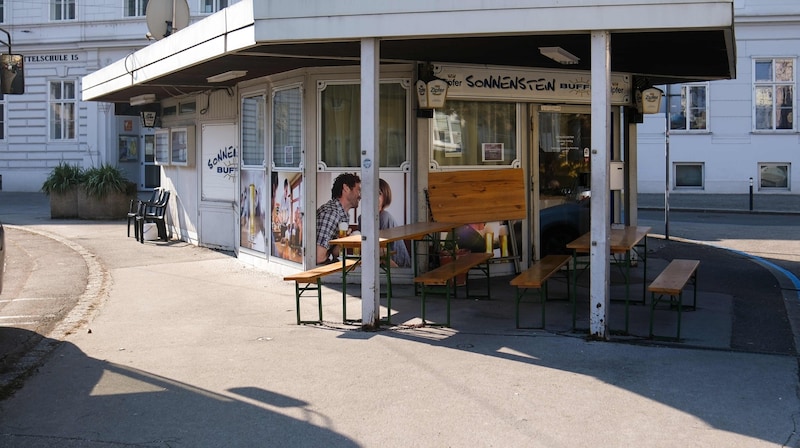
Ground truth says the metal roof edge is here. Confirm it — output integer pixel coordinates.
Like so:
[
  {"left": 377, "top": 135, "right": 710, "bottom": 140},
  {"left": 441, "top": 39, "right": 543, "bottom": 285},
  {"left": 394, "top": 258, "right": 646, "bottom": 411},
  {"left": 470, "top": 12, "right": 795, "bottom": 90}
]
[{"left": 82, "top": 0, "right": 255, "bottom": 102}]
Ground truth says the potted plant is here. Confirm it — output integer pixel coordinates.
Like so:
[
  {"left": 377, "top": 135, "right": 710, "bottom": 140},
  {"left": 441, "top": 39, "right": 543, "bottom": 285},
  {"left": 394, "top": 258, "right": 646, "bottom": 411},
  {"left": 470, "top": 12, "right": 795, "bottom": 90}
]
[
  {"left": 41, "top": 162, "right": 84, "bottom": 219},
  {"left": 78, "top": 164, "right": 137, "bottom": 220}
]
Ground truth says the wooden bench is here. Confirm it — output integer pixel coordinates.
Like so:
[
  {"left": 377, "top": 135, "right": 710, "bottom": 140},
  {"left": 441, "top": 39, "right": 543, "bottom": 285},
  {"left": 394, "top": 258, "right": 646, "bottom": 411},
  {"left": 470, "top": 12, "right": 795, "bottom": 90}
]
[
  {"left": 414, "top": 252, "right": 492, "bottom": 327},
  {"left": 284, "top": 259, "right": 360, "bottom": 324},
  {"left": 648, "top": 259, "right": 699, "bottom": 341},
  {"left": 510, "top": 254, "right": 572, "bottom": 329}
]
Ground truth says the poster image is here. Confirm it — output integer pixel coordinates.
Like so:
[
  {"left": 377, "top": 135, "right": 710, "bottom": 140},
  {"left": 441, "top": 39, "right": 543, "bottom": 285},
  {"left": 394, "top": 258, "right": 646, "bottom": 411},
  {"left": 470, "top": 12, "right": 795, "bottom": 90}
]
[
  {"left": 315, "top": 171, "right": 410, "bottom": 267},
  {"left": 481, "top": 143, "right": 504, "bottom": 162},
  {"left": 272, "top": 172, "right": 304, "bottom": 263},
  {"left": 118, "top": 135, "right": 138, "bottom": 162},
  {"left": 240, "top": 169, "right": 266, "bottom": 253}
]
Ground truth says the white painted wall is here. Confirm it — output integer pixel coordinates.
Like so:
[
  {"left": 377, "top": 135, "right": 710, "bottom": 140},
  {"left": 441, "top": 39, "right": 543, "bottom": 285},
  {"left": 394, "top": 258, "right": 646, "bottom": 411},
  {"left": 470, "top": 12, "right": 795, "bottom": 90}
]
[
  {"left": 637, "top": 0, "right": 800, "bottom": 195},
  {"left": 0, "top": 0, "right": 241, "bottom": 192}
]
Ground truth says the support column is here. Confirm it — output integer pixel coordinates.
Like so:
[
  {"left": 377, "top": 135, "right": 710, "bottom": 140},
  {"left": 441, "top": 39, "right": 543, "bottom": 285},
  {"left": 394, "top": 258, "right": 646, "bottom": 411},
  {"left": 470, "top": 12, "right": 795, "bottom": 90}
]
[
  {"left": 360, "top": 38, "right": 380, "bottom": 329},
  {"left": 589, "top": 30, "right": 611, "bottom": 340}
]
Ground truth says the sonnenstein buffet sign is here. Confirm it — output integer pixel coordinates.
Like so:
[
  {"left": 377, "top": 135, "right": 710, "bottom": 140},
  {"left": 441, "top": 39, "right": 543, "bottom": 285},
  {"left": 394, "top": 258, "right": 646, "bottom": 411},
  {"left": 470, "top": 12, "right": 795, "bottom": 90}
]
[{"left": 436, "top": 64, "right": 631, "bottom": 105}]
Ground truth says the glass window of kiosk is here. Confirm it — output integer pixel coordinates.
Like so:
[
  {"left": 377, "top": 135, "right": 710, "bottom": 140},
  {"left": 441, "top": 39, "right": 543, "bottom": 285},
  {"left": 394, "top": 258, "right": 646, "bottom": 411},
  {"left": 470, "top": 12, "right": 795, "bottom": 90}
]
[
  {"left": 431, "top": 100, "right": 517, "bottom": 168},
  {"left": 319, "top": 82, "right": 408, "bottom": 169}
]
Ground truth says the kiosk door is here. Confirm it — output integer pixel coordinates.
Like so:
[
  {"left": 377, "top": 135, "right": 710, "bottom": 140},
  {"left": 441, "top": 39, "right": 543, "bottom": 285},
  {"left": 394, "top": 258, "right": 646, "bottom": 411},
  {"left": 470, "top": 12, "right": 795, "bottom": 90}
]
[{"left": 532, "top": 106, "right": 592, "bottom": 259}]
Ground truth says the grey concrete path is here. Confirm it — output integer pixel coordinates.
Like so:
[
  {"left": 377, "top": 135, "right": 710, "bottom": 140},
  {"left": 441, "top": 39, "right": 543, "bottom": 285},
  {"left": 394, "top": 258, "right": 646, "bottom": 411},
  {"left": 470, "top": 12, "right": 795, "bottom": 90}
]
[{"left": 0, "top": 192, "right": 798, "bottom": 447}]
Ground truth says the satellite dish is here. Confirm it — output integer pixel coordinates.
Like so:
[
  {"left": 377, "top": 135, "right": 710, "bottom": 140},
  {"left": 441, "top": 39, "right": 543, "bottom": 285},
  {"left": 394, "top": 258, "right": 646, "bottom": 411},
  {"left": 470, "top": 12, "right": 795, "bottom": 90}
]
[{"left": 146, "top": 0, "right": 190, "bottom": 40}]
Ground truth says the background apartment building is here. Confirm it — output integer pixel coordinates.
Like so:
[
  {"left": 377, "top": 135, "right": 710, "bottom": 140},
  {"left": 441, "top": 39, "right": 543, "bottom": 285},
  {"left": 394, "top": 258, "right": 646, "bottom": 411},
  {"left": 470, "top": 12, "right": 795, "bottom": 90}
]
[
  {"left": 0, "top": 0, "right": 238, "bottom": 192},
  {"left": 637, "top": 0, "right": 799, "bottom": 196}
]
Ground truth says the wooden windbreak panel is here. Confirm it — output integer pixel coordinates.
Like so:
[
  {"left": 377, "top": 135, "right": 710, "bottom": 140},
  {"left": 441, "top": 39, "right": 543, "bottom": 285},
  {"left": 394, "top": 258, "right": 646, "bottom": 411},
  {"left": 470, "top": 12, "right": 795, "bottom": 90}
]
[{"left": 427, "top": 168, "right": 527, "bottom": 223}]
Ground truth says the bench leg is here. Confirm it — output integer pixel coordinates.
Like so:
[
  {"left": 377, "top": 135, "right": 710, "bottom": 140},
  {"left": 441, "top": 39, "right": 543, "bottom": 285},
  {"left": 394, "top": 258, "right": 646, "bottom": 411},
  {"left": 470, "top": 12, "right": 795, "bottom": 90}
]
[
  {"left": 380, "top": 256, "right": 392, "bottom": 325},
  {"left": 465, "top": 262, "right": 491, "bottom": 300},
  {"left": 649, "top": 291, "right": 684, "bottom": 342},
  {"left": 294, "top": 280, "right": 323, "bottom": 325},
  {"left": 420, "top": 281, "right": 452, "bottom": 327},
  {"left": 542, "top": 282, "right": 547, "bottom": 327},
  {"left": 515, "top": 283, "right": 548, "bottom": 330}
]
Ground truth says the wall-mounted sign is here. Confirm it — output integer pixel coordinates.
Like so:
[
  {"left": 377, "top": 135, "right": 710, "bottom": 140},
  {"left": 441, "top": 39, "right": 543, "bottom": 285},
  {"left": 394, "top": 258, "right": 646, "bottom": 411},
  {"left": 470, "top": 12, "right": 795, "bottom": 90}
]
[
  {"left": 1, "top": 54, "right": 24, "bottom": 94},
  {"left": 435, "top": 64, "right": 631, "bottom": 105}
]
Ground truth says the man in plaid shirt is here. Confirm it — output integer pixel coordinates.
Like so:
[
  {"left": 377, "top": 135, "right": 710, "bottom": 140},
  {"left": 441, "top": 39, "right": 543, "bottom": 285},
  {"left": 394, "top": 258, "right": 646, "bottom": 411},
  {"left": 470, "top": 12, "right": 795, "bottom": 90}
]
[{"left": 316, "top": 173, "right": 362, "bottom": 264}]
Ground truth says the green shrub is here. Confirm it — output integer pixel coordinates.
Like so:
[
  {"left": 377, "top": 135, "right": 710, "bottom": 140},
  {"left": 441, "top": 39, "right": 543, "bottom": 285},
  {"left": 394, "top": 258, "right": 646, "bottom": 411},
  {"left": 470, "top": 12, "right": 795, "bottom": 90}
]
[
  {"left": 41, "top": 162, "right": 84, "bottom": 195},
  {"left": 81, "top": 164, "right": 132, "bottom": 199}
]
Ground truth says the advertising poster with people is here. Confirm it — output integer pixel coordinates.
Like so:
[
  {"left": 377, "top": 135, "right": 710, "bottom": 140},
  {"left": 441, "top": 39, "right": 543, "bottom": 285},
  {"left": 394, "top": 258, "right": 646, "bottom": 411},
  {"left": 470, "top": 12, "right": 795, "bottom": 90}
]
[
  {"left": 272, "top": 172, "right": 304, "bottom": 263},
  {"left": 316, "top": 171, "right": 410, "bottom": 267}
]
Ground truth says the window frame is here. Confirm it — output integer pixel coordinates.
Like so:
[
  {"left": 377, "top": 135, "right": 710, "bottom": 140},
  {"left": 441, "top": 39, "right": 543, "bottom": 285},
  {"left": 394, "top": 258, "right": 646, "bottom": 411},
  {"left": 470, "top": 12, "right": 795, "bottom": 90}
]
[
  {"left": 124, "top": 0, "right": 149, "bottom": 17},
  {"left": 673, "top": 162, "right": 704, "bottom": 190},
  {"left": 48, "top": 79, "right": 77, "bottom": 141},
  {"left": 316, "top": 79, "right": 411, "bottom": 172},
  {"left": 752, "top": 57, "right": 796, "bottom": 132},
  {"left": 758, "top": 163, "right": 790, "bottom": 191},
  {"left": 201, "top": 0, "right": 229, "bottom": 14},
  {"left": 50, "top": 0, "right": 75, "bottom": 21},
  {"left": 431, "top": 99, "right": 521, "bottom": 170},
  {"left": 241, "top": 93, "right": 267, "bottom": 168},
  {"left": 272, "top": 84, "right": 303, "bottom": 171},
  {"left": 667, "top": 83, "right": 709, "bottom": 132}
]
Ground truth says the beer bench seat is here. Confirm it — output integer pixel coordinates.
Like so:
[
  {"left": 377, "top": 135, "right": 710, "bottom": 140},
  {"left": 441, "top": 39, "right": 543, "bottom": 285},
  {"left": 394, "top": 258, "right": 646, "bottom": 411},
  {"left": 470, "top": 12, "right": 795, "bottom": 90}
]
[
  {"left": 510, "top": 254, "right": 572, "bottom": 329},
  {"left": 414, "top": 252, "right": 492, "bottom": 327},
  {"left": 648, "top": 259, "right": 700, "bottom": 341},
  {"left": 284, "top": 259, "right": 359, "bottom": 325}
]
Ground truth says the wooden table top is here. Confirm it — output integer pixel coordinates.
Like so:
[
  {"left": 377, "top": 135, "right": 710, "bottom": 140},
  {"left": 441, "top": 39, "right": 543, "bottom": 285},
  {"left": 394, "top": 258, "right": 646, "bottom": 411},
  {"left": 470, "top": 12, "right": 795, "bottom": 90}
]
[
  {"left": 378, "top": 221, "right": 460, "bottom": 242},
  {"left": 566, "top": 226, "right": 651, "bottom": 254}
]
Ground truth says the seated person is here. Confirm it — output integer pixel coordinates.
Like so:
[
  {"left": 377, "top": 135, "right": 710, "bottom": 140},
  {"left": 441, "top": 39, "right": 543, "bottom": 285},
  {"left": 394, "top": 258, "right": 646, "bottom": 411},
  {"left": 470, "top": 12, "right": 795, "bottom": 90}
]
[
  {"left": 359, "top": 178, "right": 411, "bottom": 268},
  {"left": 315, "top": 172, "right": 361, "bottom": 264}
]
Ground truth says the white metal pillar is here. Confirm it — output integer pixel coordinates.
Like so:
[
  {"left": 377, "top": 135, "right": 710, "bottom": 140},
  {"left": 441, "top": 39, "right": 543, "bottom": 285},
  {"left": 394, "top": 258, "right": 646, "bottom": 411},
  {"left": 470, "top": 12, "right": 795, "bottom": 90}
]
[
  {"left": 360, "top": 38, "right": 380, "bottom": 329},
  {"left": 589, "top": 30, "right": 612, "bottom": 339}
]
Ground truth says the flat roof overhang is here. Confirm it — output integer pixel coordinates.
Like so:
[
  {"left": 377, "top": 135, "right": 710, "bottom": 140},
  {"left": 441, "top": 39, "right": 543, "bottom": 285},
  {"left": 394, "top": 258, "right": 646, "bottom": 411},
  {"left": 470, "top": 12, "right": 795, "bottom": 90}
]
[{"left": 82, "top": 0, "right": 736, "bottom": 104}]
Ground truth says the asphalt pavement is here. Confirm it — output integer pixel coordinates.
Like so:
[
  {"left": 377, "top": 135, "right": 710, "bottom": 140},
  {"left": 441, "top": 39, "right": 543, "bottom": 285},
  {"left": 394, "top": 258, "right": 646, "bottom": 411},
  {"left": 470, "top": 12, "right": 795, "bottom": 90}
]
[{"left": 0, "top": 191, "right": 799, "bottom": 447}]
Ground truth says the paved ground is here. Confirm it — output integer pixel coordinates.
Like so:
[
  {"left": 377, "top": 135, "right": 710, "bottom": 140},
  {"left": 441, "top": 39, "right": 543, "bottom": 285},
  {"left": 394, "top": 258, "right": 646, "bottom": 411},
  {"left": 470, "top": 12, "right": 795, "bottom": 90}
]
[{"left": 0, "top": 192, "right": 798, "bottom": 447}]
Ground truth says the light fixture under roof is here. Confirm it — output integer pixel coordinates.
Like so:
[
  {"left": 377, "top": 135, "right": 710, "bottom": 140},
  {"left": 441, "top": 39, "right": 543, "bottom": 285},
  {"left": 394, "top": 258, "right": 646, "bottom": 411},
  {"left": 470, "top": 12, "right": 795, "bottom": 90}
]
[
  {"left": 206, "top": 70, "right": 248, "bottom": 83},
  {"left": 130, "top": 93, "right": 156, "bottom": 106},
  {"left": 539, "top": 47, "right": 580, "bottom": 65}
]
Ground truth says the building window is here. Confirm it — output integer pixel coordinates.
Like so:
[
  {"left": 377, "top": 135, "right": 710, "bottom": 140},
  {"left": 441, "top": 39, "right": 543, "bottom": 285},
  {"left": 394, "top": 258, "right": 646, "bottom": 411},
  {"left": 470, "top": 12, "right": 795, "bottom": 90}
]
[
  {"left": 674, "top": 163, "right": 704, "bottom": 189},
  {"left": 202, "top": 0, "right": 228, "bottom": 13},
  {"left": 319, "top": 82, "right": 408, "bottom": 169},
  {"left": 273, "top": 86, "right": 302, "bottom": 169},
  {"left": 667, "top": 83, "right": 708, "bottom": 131},
  {"left": 759, "top": 163, "right": 789, "bottom": 190},
  {"left": 179, "top": 101, "right": 196, "bottom": 115},
  {"left": 432, "top": 100, "right": 517, "bottom": 168},
  {"left": 49, "top": 80, "right": 76, "bottom": 140},
  {"left": 241, "top": 95, "right": 266, "bottom": 167},
  {"left": 754, "top": 58, "right": 795, "bottom": 131},
  {"left": 125, "top": 0, "right": 149, "bottom": 17},
  {"left": 51, "top": 0, "right": 75, "bottom": 20}
]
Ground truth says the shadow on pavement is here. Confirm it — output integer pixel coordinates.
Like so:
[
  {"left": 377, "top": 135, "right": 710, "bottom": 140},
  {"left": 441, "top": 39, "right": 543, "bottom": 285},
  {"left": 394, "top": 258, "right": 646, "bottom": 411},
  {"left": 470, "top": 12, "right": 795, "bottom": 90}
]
[{"left": 0, "top": 329, "right": 359, "bottom": 447}]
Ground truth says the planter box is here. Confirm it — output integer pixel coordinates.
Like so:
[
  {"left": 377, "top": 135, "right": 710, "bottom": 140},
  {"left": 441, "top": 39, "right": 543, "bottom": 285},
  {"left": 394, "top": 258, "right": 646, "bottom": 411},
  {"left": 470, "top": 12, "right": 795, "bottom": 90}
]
[
  {"left": 49, "top": 189, "right": 79, "bottom": 219},
  {"left": 78, "top": 189, "right": 135, "bottom": 220}
]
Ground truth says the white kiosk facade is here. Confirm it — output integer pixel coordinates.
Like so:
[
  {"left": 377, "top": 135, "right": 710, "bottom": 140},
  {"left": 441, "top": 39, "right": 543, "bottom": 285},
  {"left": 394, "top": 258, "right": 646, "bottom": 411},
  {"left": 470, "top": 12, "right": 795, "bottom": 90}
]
[{"left": 82, "top": 0, "right": 736, "bottom": 337}]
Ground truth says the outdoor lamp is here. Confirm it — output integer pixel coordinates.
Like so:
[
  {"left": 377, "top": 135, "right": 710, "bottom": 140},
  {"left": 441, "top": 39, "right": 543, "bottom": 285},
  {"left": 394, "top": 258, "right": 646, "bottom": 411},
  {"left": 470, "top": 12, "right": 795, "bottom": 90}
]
[
  {"left": 416, "top": 63, "right": 449, "bottom": 110},
  {"left": 639, "top": 87, "right": 664, "bottom": 114}
]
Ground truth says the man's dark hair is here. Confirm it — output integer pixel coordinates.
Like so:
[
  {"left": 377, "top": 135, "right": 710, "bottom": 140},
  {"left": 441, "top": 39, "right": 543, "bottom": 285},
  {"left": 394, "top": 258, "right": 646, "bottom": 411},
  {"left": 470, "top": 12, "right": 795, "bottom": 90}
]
[{"left": 332, "top": 172, "right": 361, "bottom": 199}]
